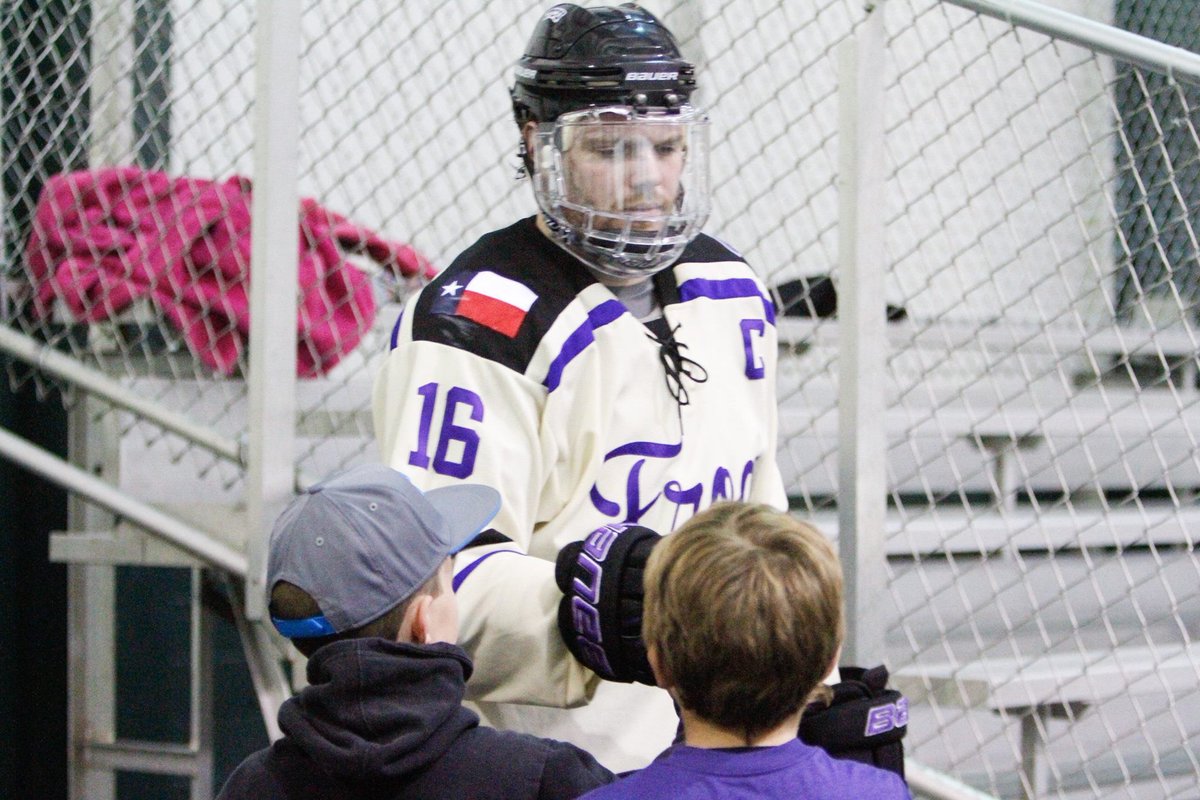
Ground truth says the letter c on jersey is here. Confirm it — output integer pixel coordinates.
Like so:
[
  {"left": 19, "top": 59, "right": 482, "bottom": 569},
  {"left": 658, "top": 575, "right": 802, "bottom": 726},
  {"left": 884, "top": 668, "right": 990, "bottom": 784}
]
[{"left": 740, "top": 318, "right": 766, "bottom": 380}]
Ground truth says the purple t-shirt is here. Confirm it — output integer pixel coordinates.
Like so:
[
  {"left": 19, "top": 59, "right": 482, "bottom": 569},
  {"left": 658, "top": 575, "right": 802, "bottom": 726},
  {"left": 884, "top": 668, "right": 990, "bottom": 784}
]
[{"left": 577, "top": 739, "right": 910, "bottom": 800}]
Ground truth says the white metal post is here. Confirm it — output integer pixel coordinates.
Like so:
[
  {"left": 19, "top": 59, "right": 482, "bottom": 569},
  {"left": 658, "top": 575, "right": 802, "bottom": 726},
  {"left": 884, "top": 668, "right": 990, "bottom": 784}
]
[
  {"left": 1019, "top": 712, "right": 1050, "bottom": 800},
  {"left": 188, "top": 569, "right": 214, "bottom": 800},
  {"left": 88, "top": 0, "right": 134, "bottom": 167},
  {"left": 836, "top": 3, "right": 889, "bottom": 667},
  {"left": 66, "top": 401, "right": 119, "bottom": 800},
  {"left": 246, "top": 0, "right": 301, "bottom": 620},
  {"left": 72, "top": 2, "right": 136, "bottom": 783}
]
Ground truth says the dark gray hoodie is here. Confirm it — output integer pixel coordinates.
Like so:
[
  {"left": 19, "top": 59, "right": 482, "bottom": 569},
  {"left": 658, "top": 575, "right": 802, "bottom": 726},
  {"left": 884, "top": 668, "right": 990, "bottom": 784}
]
[{"left": 217, "top": 638, "right": 614, "bottom": 800}]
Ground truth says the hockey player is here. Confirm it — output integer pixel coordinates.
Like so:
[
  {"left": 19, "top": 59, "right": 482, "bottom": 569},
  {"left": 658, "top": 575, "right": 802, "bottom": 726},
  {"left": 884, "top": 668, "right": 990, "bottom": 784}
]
[{"left": 373, "top": 3, "right": 786, "bottom": 771}]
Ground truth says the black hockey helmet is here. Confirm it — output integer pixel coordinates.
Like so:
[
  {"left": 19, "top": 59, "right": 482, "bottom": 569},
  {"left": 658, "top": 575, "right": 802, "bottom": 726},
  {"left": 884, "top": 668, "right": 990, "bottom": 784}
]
[{"left": 511, "top": 3, "right": 697, "bottom": 126}]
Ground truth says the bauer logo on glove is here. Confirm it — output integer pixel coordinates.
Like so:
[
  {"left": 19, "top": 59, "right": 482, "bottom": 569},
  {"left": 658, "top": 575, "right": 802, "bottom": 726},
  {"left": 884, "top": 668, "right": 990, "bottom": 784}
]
[
  {"left": 799, "top": 664, "right": 908, "bottom": 778},
  {"left": 555, "top": 523, "right": 661, "bottom": 684}
]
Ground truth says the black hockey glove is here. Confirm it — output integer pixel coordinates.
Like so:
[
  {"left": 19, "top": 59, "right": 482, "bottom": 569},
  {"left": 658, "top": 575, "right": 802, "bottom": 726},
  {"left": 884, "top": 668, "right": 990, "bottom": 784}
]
[
  {"left": 799, "top": 665, "right": 908, "bottom": 780},
  {"left": 555, "top": 523, "right": 661, "bottom": 685}
]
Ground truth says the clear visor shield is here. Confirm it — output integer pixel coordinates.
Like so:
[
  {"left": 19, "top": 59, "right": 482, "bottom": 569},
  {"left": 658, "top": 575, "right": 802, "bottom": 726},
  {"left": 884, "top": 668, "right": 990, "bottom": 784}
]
[{"left": 531, "top": 106, "right": 711, "bottom": 278}]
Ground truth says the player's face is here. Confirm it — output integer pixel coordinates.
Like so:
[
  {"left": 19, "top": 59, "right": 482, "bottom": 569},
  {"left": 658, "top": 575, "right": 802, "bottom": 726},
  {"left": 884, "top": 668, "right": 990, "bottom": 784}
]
[
  {"left": 525, "top": 105, "right": 711, "bottom": 279},
  {"left": 560, "top": 118, "right": 687, "bottom": 232}
]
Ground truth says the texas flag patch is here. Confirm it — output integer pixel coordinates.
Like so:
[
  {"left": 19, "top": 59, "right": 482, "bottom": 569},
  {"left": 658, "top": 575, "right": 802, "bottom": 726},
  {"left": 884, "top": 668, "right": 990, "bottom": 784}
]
[{"left": 432, "top": 271, "right": 538, "bottom": 338}]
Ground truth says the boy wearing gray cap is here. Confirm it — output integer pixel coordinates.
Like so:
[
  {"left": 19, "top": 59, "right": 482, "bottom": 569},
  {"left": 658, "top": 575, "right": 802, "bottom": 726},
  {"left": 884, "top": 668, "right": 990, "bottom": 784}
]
[{"left": 216, "top": 464, "right": 614, "bottom": 800}]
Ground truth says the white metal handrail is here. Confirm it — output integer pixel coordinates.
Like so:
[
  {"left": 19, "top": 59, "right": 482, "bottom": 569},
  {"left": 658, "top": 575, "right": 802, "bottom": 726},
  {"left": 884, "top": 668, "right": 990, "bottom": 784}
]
[
  {"left": 908, "top": 758, "right": 1003, "bottom": 800},
  {"left": 945, "top": 0, "right": 1200, "bottom": 85},
  {"left": 0, "top": 424, "right": 246, "bottom": 575},
  {"left": 0, "top": 325, "right": 243, "bottom": 464},
  {"left": 0, "top": 325, "right": 319, "bottom": 491}
]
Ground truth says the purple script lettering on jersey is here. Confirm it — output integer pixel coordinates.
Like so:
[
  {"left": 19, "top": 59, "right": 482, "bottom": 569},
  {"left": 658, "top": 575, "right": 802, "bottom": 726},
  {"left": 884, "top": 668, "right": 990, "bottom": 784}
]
[
  {"left": 712, "top": 466, "right": 735, "bottom": 500},
  {"left": 590, "top": 440, "right": 758, "bottom": 526},
  {"left": 663, "top": 480, "right": 702, "bottom": 522},
  {"left": 740, "top": 318, "right": 766, "bottom": 379}
]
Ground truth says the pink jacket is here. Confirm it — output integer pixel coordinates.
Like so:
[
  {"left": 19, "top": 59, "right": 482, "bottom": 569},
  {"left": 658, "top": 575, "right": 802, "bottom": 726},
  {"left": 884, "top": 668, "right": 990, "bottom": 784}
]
[{"left": 26, "top": 166, "right": 436, "bottom": 377}]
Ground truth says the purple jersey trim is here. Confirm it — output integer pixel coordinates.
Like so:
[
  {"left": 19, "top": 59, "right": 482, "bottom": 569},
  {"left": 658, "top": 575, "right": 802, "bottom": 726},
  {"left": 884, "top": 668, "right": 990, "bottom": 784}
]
[
  {"left": 452, "top": 549, "right": 522, "bottom": 592},
  {"left": 389, "top": 309, "right": 404, "bottom": 350},
  {"left": 678, "top": 277, "right": 776, "bottom": 324},
  {"left": 543, "top": 300, "right": 627, "bottom": 391}
]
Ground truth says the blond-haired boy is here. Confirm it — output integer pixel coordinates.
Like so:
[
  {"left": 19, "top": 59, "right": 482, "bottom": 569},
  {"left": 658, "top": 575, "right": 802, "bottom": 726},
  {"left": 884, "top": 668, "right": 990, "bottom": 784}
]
[{"left": 579, "top": 501, "right": 909, "bottom": 799}]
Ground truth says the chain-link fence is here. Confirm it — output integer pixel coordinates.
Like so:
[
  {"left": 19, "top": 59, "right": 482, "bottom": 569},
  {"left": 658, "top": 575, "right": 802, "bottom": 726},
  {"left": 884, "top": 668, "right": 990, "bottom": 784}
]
[
  {"left": 874, "top": 2, "right": 1199, "bottom": 798},
  {"left": 3, "top": 1, "right": 1199, "bottom": 797}
]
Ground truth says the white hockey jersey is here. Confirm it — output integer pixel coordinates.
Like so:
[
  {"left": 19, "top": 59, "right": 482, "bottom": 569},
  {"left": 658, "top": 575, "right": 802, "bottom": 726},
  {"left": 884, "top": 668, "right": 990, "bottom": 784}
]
[{"left": 372, "top": 216, "right": 786, "bottom": 771}]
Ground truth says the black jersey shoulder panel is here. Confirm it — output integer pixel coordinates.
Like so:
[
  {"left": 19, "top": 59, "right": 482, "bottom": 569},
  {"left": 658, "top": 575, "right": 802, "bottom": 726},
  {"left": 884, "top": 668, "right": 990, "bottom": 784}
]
[
  {"left": 409, "top": 217, "right": 597, "bottom": 374},
  {"left": 678, "top": 232, "right": 748, "bottom": 265}
]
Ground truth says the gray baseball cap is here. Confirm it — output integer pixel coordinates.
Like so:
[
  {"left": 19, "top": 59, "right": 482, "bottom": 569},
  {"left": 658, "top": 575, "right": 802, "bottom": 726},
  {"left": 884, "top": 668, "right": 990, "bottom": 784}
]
[{"left": 266, "top": 463, "right": 500, "bottom": 639}]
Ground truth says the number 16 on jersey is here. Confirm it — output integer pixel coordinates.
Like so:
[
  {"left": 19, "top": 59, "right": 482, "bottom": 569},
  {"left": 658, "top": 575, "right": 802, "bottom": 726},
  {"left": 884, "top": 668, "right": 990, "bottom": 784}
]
[{"left": 408, "top": 382, "right": 484, "bottom": 480}]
